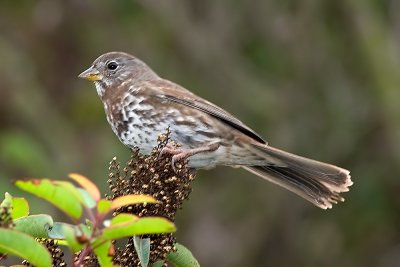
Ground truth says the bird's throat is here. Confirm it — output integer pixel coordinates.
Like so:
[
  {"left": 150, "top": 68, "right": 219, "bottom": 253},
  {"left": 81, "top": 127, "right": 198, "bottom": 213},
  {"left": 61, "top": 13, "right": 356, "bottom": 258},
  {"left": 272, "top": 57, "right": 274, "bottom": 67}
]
[{"left": 95, "top": 81, "right": 106, "bottom": 98}]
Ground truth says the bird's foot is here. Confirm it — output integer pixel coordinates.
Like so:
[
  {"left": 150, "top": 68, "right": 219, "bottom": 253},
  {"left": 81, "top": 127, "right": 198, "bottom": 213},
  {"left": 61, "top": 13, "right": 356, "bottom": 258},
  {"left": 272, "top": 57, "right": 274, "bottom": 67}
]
[
  {"left": 159, "top": 143, "right": 182, "bottom": 157},
  {"left": 160, "top": 143, "right": 220, "bottom": 173}
]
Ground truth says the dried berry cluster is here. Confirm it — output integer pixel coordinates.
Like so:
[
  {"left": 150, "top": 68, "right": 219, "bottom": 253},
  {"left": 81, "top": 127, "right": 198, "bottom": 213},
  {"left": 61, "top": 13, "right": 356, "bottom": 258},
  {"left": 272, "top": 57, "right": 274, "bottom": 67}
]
[
  {"left": 22, "top": 239, "right": 66, "bottom": 266},
  {"left": 75, "top": 251, "right": 99, "bottom": 267},
  {"left": 0, "top": 204, "right": 13, "bottom": 229},
  {"left": 109, "top": 131, "right": 196, "bottom": 266},
  {"left": 0, "top": 204, "right": 13, "bottom": 261}
]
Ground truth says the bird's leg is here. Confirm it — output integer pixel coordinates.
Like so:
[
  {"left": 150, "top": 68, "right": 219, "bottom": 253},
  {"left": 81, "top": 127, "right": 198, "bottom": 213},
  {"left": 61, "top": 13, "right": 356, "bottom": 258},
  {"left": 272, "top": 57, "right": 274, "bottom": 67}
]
[
  {"left": 159, "top": 143, "right": 183, "bottom": 157},
  {"left": 161, "top": 142, "right": 220, "bottom": 172}
]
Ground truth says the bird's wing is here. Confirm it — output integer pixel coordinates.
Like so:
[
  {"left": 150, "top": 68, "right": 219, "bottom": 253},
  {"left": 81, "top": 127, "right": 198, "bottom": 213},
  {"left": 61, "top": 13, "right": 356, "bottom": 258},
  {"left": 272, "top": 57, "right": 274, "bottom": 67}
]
[{"left": 145, "top": 79, "right": 267, "bottom": 144}]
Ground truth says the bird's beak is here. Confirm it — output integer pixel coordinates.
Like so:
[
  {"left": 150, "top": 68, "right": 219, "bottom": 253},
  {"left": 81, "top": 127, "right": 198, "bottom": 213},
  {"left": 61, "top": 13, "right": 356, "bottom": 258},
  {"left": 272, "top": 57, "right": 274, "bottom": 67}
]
[{"left": 78, "top": 67, "right": 103, "bottom": 81}]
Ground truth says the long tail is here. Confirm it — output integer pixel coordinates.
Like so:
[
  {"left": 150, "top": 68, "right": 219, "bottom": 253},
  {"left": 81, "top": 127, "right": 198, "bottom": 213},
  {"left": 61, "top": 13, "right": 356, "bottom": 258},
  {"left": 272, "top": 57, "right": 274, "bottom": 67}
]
[{"left": 242, "top": 143, "right": 353, "bottom": 209}]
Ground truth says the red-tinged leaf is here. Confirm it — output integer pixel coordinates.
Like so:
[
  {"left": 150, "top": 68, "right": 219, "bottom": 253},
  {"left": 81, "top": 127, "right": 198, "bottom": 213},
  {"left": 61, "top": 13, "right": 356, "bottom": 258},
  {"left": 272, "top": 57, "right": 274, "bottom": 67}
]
[
  {"left": 110, "top": 195, "right": 158, "bottom": 211},
  {"left": 0, "top": 228, "right": 52, "bottom": 267},
  {"left": 69, "top": 173, "right": 101, "bottom": 202},
  {"left": 97, "top": 199, "right": 112, "bottom": 215},
  {"left": 110, "top": 213, "right": 139, "bottom": 225},
  {"left": 102, "top": 216, "right": 176, "bottom": 240},
  {"left": 15, "top": 179, "right": 83, "bottom": 219}
]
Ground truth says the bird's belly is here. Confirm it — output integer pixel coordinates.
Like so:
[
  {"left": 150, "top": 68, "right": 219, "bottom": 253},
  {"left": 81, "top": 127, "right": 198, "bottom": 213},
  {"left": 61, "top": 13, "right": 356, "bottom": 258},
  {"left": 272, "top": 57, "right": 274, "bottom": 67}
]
[
  {"left": 117, "top": 122, "right": 260, "bottom": 169},
  {"left": 119, "top": 122, "right": 217, "bottom": 152},
  {"left": 106, "top": 100, "right": 240, "bottom": 169},
  {"left": 110, "top": 112, "right": 227, "bottom": 167}
]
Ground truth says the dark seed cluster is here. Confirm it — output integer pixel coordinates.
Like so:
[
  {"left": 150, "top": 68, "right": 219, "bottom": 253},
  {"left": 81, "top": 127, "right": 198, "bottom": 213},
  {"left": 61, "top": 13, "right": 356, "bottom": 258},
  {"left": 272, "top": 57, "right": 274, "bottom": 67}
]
[
  {"left": 73, "top": 251, "right": 99, "bottom": 267},
  {"left": 0, "top": 205, "right": 13, "bottom": 229},
  {"left": 22, "top": 239, "right": 66, "bottom": 266},
  {"left": 109, "top": 130, "right": 196, "bottom": 266},
  {"left": 0, "top": 204, "right": 13, "bottom": 261}
]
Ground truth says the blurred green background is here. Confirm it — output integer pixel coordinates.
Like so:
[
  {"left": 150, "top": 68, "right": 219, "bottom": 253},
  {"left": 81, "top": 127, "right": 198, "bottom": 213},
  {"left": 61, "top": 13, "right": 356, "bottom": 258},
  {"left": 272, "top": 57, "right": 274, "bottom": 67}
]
[{"left": 1, "top": 1, "right": 400, "bottom": 266}]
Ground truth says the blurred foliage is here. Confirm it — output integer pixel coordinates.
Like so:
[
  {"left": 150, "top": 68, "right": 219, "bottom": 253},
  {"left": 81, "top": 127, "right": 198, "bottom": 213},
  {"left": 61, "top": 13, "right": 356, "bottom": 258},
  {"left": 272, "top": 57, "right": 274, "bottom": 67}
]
[{"left": 0, "top": 0, "right": 399, "bottom": 266}]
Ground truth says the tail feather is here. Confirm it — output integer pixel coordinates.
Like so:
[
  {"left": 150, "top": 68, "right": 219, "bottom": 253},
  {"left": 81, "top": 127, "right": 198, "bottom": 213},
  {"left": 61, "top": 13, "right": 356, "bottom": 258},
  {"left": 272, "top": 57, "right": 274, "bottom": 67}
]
[{"left": 242, "top": 144, "right": 353, "bottom": 209}]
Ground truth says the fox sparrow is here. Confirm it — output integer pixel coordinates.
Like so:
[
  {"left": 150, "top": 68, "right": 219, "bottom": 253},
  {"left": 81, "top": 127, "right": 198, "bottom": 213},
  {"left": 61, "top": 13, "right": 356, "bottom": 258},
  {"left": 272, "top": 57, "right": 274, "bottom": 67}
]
[{"left": 79, "top": 51, "right": 352, "bottom": 209}]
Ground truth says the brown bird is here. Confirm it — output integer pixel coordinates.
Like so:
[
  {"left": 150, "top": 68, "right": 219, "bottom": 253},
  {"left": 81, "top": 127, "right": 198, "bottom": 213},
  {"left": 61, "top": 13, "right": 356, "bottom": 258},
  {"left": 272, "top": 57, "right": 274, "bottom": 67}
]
[{"left": 79, "top": 51, "right": 352, "bottom": 209}]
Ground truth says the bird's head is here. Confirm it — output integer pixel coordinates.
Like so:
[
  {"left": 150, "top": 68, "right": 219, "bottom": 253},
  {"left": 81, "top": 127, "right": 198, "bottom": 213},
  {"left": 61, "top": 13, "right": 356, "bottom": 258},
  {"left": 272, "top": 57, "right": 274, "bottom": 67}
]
[{"left": 78, "top": 51, "right": 158, "bottom": 97}]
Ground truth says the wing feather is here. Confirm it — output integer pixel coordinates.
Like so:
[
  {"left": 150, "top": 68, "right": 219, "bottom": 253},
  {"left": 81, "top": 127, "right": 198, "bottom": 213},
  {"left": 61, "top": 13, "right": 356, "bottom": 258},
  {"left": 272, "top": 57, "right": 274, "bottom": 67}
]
[{"left": 142, "top": 79, "right": 266, "bottom": 144}]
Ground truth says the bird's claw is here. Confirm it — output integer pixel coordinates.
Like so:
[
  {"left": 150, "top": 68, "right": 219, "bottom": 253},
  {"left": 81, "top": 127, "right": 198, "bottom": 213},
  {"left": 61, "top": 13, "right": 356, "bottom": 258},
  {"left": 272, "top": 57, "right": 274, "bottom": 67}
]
[
  {"left": 159, "top": 143, "right": 182, "bottom": 157},
  {"left": 159, "top": 144, "right": 188, "bottom": 172},
  {"left": 159, "top": 142, "right": 219, "bottom": 173}
]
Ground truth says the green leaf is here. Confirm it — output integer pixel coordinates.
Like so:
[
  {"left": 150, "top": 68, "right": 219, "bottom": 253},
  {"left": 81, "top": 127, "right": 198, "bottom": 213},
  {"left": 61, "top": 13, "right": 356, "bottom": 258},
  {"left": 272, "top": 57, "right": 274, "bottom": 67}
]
[
  {"left": 167, "top": 243, "right": 200, "bottom": 267},
  {"left": 1, "top": 193, "right": 30, "bottom": 220},
  {"left": 15, "top": 179, "right": 83, "bottom": 219},
  {"left": 62, "top": 223, "right": 85, "bottom": 252},
  {"left": 14, "top": 214, "right": 54, "bottom": 238},
  {"left": 43, "top": 221, "right": 90, "bottom": 241},
  {"left": 97, "top": 199, "right": 112, "bottom": 215},
  {"left": 54, "top": 240, "right": 69, "bottom": 247},
  {"left": 69, "top": 173, "right": 101, "bottom": 202},
  {"left": 78, "top": 188, "right": 96, "bottom": 208},
  {"left": 152, "top": 261, "right": 164, "bottom": 267},
  {"left": 110, "top": 213, "right": 139, "bottom": 225},
  {"left": 97, "top": 195, "right": 158, "bottom": 217},
  {"left": 110, "top": 195, "right": 158, "bottom": 210},
  {"left": 0, "top": 228, "right": 52, "bottom": 267},
  {"left": 93, "top": 239, "right": 117, "bottom": 267},
  {"left": 80, "top": 222, "right": 93, "bottom": 239},
  {"left": 103, "top": 216, "right": 176, "bottom": 240},
  {"left": 11, "top": 197, "right": 30, "bottom": 219},
  {"left": 47, "top": 222, "right": 67, "bottom": 239},
  {"left": 134, "top": 236, "right": 150, "bottom": 267}
]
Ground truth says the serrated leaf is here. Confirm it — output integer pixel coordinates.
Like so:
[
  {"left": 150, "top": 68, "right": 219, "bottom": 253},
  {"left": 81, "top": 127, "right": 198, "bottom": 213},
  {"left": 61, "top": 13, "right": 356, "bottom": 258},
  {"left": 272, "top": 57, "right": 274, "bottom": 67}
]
[
  {"left": 110, "top": 195, "right": 158, "bottom": 211},
  {"left": 102, "top": 216, "right": 176, "bottom": 240},
  {"left": 134, "top": 236, "right": 150, "bottom": 267},
  {"left": 167, "top": 243, "right": 200, "bottom": 267},
  {"left": 69, "top": 173, "right": 101, "bottom": 202},
  {"left": 0, "top": 228, "right": 52, "bottom": 267},
  {"left": 15, "top": 179, "right": 83, "bottom": 219},
  {"left": 14, "top": 214, "right": 54, "bottom": 238}
]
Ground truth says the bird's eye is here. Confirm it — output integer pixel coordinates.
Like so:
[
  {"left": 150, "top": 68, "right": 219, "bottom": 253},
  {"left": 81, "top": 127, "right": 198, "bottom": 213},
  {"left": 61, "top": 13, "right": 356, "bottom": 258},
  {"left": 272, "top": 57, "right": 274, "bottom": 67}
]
[{"left": 107, "top": 61, "right": 118, "bottom": 70}]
